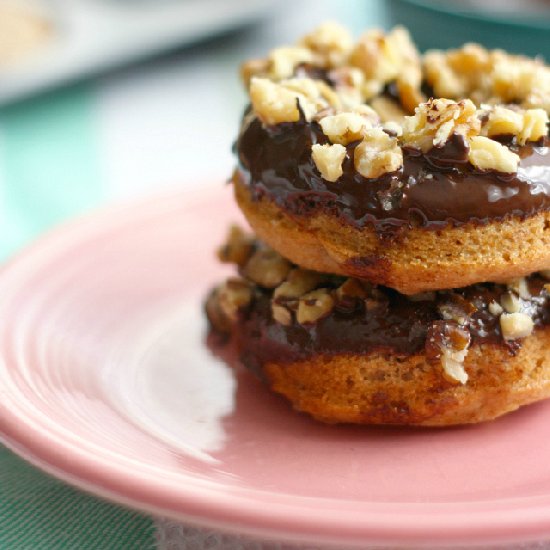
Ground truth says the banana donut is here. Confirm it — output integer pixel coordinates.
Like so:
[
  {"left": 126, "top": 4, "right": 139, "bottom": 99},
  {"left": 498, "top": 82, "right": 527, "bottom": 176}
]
[
  {"left": 234, "top": 24, "right": 550, "bottom": 295},
  {"left": 206, "top": 230, "right": 550, "bottom": 426}
]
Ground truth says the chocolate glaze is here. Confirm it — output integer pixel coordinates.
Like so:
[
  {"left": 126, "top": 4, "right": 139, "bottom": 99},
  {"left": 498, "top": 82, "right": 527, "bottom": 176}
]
[
  {"left": 209, "top": 276, "right": 550, "bottom": 376},
  {"left": 236, "top": 113, "right": 550, "bottom": 239}
]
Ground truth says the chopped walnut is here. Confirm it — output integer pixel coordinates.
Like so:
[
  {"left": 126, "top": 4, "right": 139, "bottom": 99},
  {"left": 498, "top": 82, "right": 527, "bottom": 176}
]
[
  {"left": 269, "top": 47, "right": 314, "bottom": 80},
  {"left": 468, "top": 136, "right": 519, "bottom": 173},
  {"left": 319, "top": 112, "right": 373, "bottom": 145},
  {"left": 354, "top": 128, "right": 403, "bottom": 179},
  {"left": 272, "top": 303, "right": 293, "bottom": 326},
  {"left": 311, "top": 143, "right": 347, "bottom": 182},
  {"left": 274, "top": 269, "right": 324, "bottom": 300},
  {"left": 500, "top": 312, "right": 534, "bottom": 340},
  {"left": 500, "top": 291, "right": 521, "bottom": 314},
  {"left": 382, "top": 120, "right": 403, "bottom": 137},
  {"left": 518, "top": 109, "right": 548, "bottom": 145},
  {"left": 423, "top": 43, "right": 550, "bottom": 113},
  {"left": 216, "top": 277, "right": 254, "bottom": 322},
  {"left": 350, "top": 26, "right": 420, "bottom": 86},
  {"left": 242, "top": 247, "right": 291, "bottom": 288},
  {"left": 488, "top": 301, "right": 504, "bottom": 316},
  {"left": 426, "top": 321, "right": 470, "bottom": 384},
  {"left": 296, "top": 288, "right": 335, "bottom": 324},
  {"left": 369, "top": 96, "right": 407, "bottom": 123},
  {"left": 249, "top": 78, "right": 319, "bottom": 124},
  {"left": 481, "top": 106, "right": 548, "bottom": 145},
  {"left": 396, "top": 64, "right": 425, "bottom": 114},
  {"left": 482, "top": 106, "right": 524, "bottom": 138},
  {"left": 423, "top": 44, "right": 490, "bottom": 100},
  {"left": 241, "top": 58, "right": 270, "bottom": 87},
  {"left": 300, "top": 22, "right": 353, "bottom": 67},
  {"left": 328, "top": 66, "right": 367, "bottom": 108},
  {"left": 217, "top": 225, "right": 254, "bottom": 266},
  {"left": 507, "top": 277, "right": 531, "bottom": 300},
  {"left": 402, "top": 98, "right": 480, "bottom": 152}
]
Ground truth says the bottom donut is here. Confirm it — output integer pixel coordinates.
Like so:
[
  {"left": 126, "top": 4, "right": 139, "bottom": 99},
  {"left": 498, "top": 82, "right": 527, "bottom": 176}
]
[{"left": 205, "top": 227, "right": 550, "bottom": 426}]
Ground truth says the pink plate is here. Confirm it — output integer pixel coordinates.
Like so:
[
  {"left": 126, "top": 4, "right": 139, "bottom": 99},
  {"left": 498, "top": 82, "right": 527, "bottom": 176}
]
[{"left": 2, "top": 185, "right": 550, "bottom": 548}]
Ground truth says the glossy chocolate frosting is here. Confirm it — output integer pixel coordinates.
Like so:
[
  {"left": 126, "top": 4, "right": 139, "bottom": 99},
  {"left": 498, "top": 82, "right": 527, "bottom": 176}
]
[
  {"left": 209, "top": 275, "right": 550, "bottom": 375},
  {"left": 236, "top": 113, "right": 550, "bottom": 238}
]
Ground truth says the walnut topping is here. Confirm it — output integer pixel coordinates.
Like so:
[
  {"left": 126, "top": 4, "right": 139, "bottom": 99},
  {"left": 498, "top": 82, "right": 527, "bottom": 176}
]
[
  {"left": 354, "top": 128, "right": 403, "bottom": 178},
  {"left": 296, "top": 288, "right": 335, "bottom": 324},
  {"left": 482, "top": 106, "right": 524, "bottom": 138},
  {"left": 481, "top": 106, "right": 548, "bottom": 145},
  {"left": 500, "top": 291, "right": 521, "bottom": 314},
  {"left": 426, "top": 321, "right": 470, "bottom": 384},
  {"left": 268, "top": 47, "right": 314, "bottom": 80},
  {"left": 217, "top": 225, "right": 254, "bottom": 266},
  {"left": 311, "top": 143, "right": 347, "bottom": 182},
  {"left": 488, "top": 301, "right": 503, "bottom": 316},
  {"left": 423, "top": 44, "right": 550, "bottom": 112},
  {"left": 500, "top": 312, "right": 534, "bottom": 340},
  {"left": 216, "top": 277, "right": 254, "bottom": 322},
  {"left": 275, "top": 269, "right": 323, "bottom": 298},
  {"left": 272, "top": 303, "right": 293, "bottom": 326},
  {"left": 249, "top": 78, "right": 317, "bottom": 124},
  {"left": 369, "top": 96, "right": 407, "bottom": 123},
  {"left": 319, "top": 112, "right": 372, "bottom": 145},
  {"left": 468, "top": 136, "right": 519, "bottom": 173},
  {"left": 350, "top": 26, "right": 420, "bottom": 86},
  {"left": 242, "top": 247, "right": 291, "bottom": 288},
  {"left": 507, "top": 277, "right": 531, "bottom": 300},
  {"left": 518, "top": 109, "right": 548, "bottom": 145},
  {"left": 300, "top": 22, "right": 353, "bottom": 67},
  {"left": 402, "top": 98, "right": 480, "bottom": 152}
]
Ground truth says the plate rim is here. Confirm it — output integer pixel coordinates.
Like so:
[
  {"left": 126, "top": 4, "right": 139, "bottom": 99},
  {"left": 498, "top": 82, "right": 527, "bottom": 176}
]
[{"left": 2, "top": 187, "right": 550, "bottom": 547}]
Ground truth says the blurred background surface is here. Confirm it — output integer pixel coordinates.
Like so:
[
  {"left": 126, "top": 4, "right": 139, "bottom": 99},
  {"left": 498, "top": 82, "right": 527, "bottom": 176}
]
[{"left": 1, "top": 1, "right": 550, "bottom": 548}]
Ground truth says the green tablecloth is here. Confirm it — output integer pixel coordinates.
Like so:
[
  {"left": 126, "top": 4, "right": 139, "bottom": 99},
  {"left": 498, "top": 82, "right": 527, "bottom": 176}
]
[{"left": 0, "top": 84, "right": 157, "bottom": 549}]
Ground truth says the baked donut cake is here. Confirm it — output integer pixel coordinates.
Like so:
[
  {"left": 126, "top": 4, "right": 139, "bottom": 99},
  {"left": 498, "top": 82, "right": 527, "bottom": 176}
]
[
  {"left": 206, "top": 229, "right": 550, "bottom": 426},
  {"left": 234, "top": 24, "right": 550, "bottom": 295}
]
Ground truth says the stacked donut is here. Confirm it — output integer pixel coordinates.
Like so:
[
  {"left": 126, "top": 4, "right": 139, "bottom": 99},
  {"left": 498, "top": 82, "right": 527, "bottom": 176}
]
[{"left": 205, "top": 23, "right": 550, "bottom": 426}]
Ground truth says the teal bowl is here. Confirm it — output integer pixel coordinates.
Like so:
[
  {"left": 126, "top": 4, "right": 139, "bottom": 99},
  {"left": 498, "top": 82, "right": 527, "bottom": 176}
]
[{"left": 386, "top": 0, "right": 550, "bottom": 58}]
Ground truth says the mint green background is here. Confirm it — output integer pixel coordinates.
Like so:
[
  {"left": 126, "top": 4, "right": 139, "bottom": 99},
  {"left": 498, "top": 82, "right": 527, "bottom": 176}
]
[
  {"left": 0, "top": 446, "right": 155, "bottom": 549},
  {"left": 0, "top": 86, "right": 155, "bottom": 548},
  {"left": 0, "top": 84, "right": 103, "bottom": 259}
]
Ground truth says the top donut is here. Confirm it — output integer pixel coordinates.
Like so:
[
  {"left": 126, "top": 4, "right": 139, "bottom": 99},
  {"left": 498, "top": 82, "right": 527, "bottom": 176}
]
[{"left": 233, "top": 23, "right": 550, "bottom": 295}]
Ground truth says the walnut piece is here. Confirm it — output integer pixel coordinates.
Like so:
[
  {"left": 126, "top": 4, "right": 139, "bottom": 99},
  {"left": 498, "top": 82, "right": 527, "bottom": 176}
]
[
  {"left": 217, "top": 225, "right": 254, "bottom": 266},
  {"left": 296, "top": 288, "right": 335, "bottom": 324},
  {"left": 242, "top": 247, "right": 291, "bottom": 288},
  {"left": 507, "top": 277, "right": 531, "bottom": 300},
  {"left": 311, "top": 143, "right": 347, "bottom": 182},
  {"left": 216, "top": 278, "right": 254, "bottom": 322},
  {"left": 500, "top": 291, "right": 521, "bottom": 314},
  {"left": 249, "top": 78, "right": 317, "bottom": 124},
  {"left": 369, "top": 96, "right": 407, "bottom": 123},
  {"left": 500, "top": 312, "right": 534, "bottom": 340},
  {"left": 402, "top": 98, "right": 480, "bottom": 152},
  {"left": 468, "top": 136, "right": 519, "bottom": 173},
  {"left": 269, "top": 47, "right": 314, "bottom": 80},
  {"left": 274, "top": 269, "right": 323, "bottom": 300},
  {"left": 481, "top": 106, "right": 548, "bottom": 145},
  {"left": 300, "top": 22, "right": 353, "bottom": 67},
  {"left": 488, "top": 301, "right": 504, "bottom": 316},
  {"left": 354, "top": 128, "right": 403, "bottom": 179},
  {"left": 319, "top": 112, "right": 372, "bottom": 145},
  {"left": 350, "top": 26, "right": 420, "bottom": 85}
]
